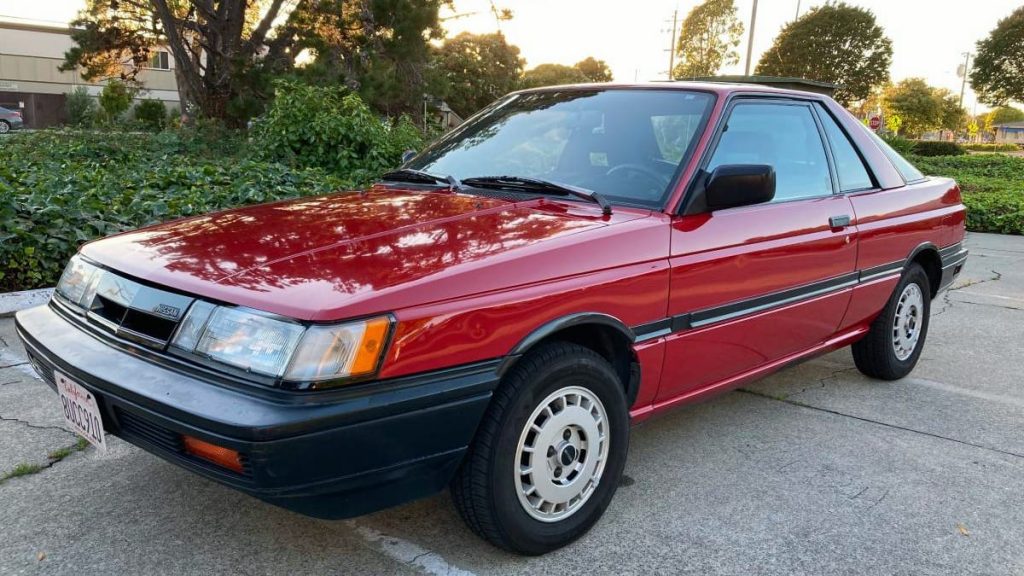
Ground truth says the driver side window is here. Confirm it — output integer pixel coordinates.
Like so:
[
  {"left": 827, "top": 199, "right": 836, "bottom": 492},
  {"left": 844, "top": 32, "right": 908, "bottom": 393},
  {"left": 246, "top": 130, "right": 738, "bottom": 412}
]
[{"left": 708, "top": 102, "right": 833, "bottom": 202}]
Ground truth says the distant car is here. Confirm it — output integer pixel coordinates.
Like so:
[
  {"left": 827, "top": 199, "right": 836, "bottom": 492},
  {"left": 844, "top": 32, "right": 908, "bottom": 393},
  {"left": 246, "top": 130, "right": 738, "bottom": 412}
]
[
  {"left": 0, "top": 106, "right": 24, "bottom": 133},
  {"left": 17, "top": 82, "right": 967, "bottom": 555}
]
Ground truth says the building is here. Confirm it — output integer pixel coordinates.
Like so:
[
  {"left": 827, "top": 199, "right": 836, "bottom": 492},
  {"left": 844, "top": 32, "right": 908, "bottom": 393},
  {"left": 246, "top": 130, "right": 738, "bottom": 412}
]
[
  {"left": 993, "top": 121, "right": 1024, "bottom": 145},
  {"left": 0, "top": 19, "right": 181, "bottom": 128}
]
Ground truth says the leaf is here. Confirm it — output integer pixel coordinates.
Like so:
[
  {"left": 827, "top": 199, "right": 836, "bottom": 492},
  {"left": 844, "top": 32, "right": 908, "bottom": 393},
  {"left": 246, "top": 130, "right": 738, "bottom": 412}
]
[{"left": 957, "top": 523, "right": 970, "bottom": 536}]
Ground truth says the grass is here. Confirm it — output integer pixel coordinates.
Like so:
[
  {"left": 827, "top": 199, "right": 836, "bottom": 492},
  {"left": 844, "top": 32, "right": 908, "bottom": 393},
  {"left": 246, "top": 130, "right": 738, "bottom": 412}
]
[{"left": 0, "top": 437, "right": 91, "bottom": 485}]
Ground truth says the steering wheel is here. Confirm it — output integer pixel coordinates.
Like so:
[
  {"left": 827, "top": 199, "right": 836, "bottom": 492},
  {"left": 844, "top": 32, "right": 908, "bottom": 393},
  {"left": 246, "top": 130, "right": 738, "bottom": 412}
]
[{"left": 605, "top": 163, "right": 671, "bottom": 199}]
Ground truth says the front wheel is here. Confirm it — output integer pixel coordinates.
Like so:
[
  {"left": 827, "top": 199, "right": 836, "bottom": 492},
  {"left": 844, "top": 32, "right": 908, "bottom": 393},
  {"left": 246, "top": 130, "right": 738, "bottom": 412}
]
[
  {"left": 853, "top": 263, "right": 931, "bottom": 380},
  {"left": 451, "top": 341, "right": 629, "bottom": 555},
  {"left": 0, "top": 120, "right": 10, "bottom": 134}
]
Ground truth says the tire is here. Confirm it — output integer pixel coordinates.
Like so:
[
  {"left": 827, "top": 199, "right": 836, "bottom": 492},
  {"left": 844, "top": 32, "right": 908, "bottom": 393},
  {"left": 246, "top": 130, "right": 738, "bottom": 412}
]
[
  {"left": 451, "top": 341, "right": 629, "bottom": 555},
  {"left": 853, "top": 263, "right": 931, "bottom": 380},
  {"left": 0, "top": 121, "right": 10, "bottom": 134}
]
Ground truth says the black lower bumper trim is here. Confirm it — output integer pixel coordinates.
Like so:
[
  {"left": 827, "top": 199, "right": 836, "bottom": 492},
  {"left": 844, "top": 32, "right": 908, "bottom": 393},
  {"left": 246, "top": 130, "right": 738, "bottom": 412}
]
[{"left": 16, "top": 304, "right": 501, "bottom": 519}]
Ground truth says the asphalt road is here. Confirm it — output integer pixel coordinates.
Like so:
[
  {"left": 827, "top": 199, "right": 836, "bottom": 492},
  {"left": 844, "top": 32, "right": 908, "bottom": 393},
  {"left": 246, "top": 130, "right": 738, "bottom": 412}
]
[{"left": 2, "top": 232, "right": 1022, "bottom": 575}]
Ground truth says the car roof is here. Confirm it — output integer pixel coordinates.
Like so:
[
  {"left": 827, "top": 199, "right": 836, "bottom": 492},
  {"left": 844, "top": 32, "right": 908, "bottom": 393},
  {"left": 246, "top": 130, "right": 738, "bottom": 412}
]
[{"left": 513, "top": 81, "right": 831, "bottom": 101}]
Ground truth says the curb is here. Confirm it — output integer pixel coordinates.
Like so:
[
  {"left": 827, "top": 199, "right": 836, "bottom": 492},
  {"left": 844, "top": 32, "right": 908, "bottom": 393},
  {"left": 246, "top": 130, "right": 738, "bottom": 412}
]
[{"left": 0, "top": 288, "right": 54, "bottom": 318}]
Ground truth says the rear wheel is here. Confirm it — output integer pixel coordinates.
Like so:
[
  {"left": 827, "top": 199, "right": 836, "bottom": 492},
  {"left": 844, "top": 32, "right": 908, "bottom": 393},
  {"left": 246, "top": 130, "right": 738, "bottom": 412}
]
[
  {"left": 451, "top": 341, "right": 629, "bottom": 555},
  {"left": 853, "top": 263, "right": 931, "bottom": 380}
]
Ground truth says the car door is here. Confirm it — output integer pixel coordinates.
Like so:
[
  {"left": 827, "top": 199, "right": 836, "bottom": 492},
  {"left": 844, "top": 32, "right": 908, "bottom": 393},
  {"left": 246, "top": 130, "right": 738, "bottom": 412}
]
[{"left": 654, "top": 98, "right": 859, "bottom": 403}]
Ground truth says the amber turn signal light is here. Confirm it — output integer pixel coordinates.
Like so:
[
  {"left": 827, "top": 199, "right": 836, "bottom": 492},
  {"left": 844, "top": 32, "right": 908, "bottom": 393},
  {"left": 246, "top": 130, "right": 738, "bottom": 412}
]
[{"left": 183, "top": 435, "right": 244, "bottom": 474}]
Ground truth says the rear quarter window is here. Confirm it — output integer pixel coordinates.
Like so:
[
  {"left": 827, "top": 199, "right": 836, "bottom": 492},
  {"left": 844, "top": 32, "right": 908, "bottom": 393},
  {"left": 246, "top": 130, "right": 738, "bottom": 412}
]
[{"left": 862, "top": 126, "right": 926, "bottom": 183}]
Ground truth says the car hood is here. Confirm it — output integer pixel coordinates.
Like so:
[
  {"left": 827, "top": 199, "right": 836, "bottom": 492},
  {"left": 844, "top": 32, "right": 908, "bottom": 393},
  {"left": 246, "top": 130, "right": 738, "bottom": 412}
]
[{"left": 81, "top": 188, "right": 652, "bottom": 320}]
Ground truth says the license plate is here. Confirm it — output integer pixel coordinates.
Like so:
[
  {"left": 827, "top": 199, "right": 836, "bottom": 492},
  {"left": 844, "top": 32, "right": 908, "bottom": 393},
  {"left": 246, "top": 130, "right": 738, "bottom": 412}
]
[{"left": 55, "top": 371, "right": 107, "bottom": 452}]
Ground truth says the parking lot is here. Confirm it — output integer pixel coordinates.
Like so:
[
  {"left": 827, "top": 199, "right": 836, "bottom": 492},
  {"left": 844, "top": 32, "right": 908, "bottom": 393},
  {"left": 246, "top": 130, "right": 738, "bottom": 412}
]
[{"left": 1, "top": 232, "right": 1022, "bottom": 575}]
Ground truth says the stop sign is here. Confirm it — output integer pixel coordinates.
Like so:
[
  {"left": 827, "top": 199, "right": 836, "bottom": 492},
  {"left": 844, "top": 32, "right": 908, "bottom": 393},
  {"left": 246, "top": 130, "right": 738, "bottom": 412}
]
[{"left": 869, "top": 116, "right": 882, "bottom": 131}]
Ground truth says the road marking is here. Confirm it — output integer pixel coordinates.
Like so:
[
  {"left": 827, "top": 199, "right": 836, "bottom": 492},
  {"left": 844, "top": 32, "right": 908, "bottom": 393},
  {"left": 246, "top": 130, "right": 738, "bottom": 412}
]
[
  {"left": 349, "top": 523, "right": 476, "bottom": 576},
  {"left": 0, "top": 349, "right": 41, "bottom": 381}
]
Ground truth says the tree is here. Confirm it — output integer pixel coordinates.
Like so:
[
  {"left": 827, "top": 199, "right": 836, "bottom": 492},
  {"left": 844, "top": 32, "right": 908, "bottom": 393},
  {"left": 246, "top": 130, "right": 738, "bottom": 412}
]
[
  {"left": 98, "top": 80, "right": 134, "bottom": 123},
  {"left": 884, "top": 78, "right": 944, "bottom": 137},
  {"left": 939, "top": 92, "right": 967, "bottom": 132},
  {"left": 671, "top": 0, "right": 743, "bottom": 79},
  {"left": 435, "top": 32, "right": 523, "bottom": 117},
  {"left": 521, "top": 64, "right": 587, "bottom": 89},
  {"left": 61, "top": 1, "right": 449, "bottom": 123},
  {"left": 574, "top": 57, "right": 613, "bottom": 82},
  {"left": 970, "top": 5, "right": 1024, "bottom": 106},
  {"left": 755, "top": 2, "right": 892, "bottom": 105},
  {"left": 987, "top": 105, "right": 1024, "bottom": 126}
]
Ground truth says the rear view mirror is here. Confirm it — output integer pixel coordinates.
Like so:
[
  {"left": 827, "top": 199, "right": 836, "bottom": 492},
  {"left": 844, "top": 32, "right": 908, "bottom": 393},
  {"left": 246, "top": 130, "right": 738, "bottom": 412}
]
[{"left": 704, "top": 164, "right": 775, "bottom": 211}]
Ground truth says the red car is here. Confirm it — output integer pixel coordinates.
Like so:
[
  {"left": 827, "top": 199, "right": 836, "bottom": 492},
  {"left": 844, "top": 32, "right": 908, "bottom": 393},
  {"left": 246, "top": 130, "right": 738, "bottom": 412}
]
[{"left": 17, "top": 83, "right": 966, "bottom": 555}]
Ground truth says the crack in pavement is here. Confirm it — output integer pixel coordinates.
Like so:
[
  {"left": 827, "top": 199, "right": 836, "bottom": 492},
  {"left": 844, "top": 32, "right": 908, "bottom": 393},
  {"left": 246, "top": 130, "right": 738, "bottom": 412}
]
[
  {"left": 935, "top": 268, "right": 1003, "bottom": 317},
  {"left": 0, "top": 414, "right": 73, "bottom": 436},
  {"left": 0, "top": 439, "right": 89, "bottom": 487},
  {"left": 738, "top": 389, "right": 1024, "bottom": 461}
]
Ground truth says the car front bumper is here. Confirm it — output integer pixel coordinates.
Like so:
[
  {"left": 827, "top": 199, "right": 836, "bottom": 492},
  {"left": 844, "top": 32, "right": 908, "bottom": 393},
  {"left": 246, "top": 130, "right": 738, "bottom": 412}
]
[{"left": 15, "top": 304, "right": 499, "bottom": 519}]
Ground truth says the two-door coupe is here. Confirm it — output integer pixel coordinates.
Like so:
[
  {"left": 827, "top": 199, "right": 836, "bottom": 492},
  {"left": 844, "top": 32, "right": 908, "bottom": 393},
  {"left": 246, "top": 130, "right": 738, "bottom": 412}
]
[{"left": 16, "top": 82, "right": 967, "bottom": 555}]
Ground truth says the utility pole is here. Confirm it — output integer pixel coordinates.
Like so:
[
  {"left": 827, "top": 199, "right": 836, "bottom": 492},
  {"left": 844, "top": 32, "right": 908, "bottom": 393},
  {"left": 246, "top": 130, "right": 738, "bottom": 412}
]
[
  {"left": 666, "top": 9, "right": 679, "bottom": 80},
  {"left": 744, "top": 0, "right": 759, "bottom": 76},
  {"left": 958, "top": 52, "right": 972, "bottom": 110},
  {"left": 794, "top": 0, "right": 801, "bottom": 21},
  {"left": 957, "top": 51, "right": 972, "bottom": 139}
]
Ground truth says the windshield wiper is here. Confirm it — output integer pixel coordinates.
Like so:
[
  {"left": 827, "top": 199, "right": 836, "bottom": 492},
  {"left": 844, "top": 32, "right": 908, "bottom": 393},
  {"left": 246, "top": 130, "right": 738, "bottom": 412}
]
[
  {"left": 461, "top": 175, "right": 612, "bottom": 216},
  {"left": 380, "top": 168, "right": 462, "bottom": 191}
]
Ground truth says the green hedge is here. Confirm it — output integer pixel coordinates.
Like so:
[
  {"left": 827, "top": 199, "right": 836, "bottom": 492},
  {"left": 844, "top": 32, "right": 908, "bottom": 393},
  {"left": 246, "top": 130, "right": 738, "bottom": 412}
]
[
  {"left": 910, "top": 140, "right": 966, "bottom": 157},
  {"left": 0, "top": 130, "right": 352, "bottom": 292},
  {"left": 963, "top": 142, "right": 1021, "bottom": 152},
  {"left": 911, "top": 154, "right": 1024, "bottom": 235}
]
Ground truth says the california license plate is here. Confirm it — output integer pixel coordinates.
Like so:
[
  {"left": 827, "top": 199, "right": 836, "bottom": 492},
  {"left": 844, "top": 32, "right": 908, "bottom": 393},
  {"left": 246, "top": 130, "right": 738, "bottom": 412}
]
[{"left": 55, "top": 371, "right": 107, "bottom": 451}]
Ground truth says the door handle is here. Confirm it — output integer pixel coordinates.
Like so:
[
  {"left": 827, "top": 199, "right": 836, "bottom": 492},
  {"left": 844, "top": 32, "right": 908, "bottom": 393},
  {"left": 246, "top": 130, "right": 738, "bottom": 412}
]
[{"left": 829, "top": 215, "right": 851, "bottom": 229}]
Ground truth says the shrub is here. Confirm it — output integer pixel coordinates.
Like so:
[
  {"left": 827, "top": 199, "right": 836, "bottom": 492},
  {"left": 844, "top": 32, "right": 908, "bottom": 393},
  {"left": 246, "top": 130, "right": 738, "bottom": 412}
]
[
  {"left": 0, "top": 130, "right": 352, "bottom": 292},
  {"left": 65, "top": 87, "right": 97, "bottom": 128},
  {"left": 98, "top": 80, "right": 134, "bottom": 123},
  {"left": 133, "top": 99, "right": 167, "bottom": 131},
  {"left": 911, "top": 140, "right": 966, "bottom": 157},
  {"left": 911, "top": 154, "right": 1024, "bottom": 235},
  {"left": 963, "top": 142, "right": 1021, "bottom": 152},
  {"left": 253, "top": 80, "right": 423, "bottom": 180},
  {"left": 881, "top": 133, "right": 916, "bottom": 156}
]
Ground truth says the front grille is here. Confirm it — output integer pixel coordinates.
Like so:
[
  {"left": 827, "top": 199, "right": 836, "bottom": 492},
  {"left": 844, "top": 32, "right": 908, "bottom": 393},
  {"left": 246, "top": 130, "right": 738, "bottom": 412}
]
[
  {"left": 76, "top": 268, "right": 195, "bottom": 349},
  {"left": 116, "top": 408, "right": 184, "bottom": 453}
]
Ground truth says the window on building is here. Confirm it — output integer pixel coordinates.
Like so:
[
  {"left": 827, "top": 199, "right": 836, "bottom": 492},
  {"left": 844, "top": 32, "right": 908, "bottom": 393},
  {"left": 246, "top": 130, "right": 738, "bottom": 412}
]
[{"left": 147, "top": 51, "right": 170, "bottom": 70}]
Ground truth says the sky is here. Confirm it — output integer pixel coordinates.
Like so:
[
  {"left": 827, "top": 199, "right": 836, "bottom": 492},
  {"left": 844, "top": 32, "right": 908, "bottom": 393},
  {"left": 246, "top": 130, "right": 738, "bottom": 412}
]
[{"left": 1, "top": 0, "right": 1018, "bottom": 112}]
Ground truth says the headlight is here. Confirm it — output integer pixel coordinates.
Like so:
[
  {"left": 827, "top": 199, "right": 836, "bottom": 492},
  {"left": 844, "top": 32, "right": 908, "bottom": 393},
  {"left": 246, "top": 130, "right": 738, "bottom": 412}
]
[
  {"left": 284, "top": 317, "right": 391, "bottom": 382},
  {"left": 171, "top": 304, "right": 392, "bottom": 387},
  {"left": 55, "top": 255, "right": 100, "bottom": 309}
]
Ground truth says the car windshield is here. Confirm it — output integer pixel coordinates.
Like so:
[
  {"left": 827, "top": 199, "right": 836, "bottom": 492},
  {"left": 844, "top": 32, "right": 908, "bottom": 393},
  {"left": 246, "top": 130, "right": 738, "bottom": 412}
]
[{"left": 406, "top": 89, "right": 715, "bottom": 209}]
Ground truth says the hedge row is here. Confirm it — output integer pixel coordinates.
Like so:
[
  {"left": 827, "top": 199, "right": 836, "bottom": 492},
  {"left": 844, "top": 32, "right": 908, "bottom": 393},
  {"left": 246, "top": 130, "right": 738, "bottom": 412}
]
[
  {"left": 0, "top": 130, "right": 353, "bottom": 292},
  {"left": 911, "top": 153, "right": 1024, "bottom": 235}
]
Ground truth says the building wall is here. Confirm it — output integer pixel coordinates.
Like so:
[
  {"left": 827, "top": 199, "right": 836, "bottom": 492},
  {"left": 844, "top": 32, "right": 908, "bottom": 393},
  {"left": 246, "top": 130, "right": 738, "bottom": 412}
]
[
  {"left": 0, "top": 21, "right": 181, "bottom": 127},
  {"left": 994, "top": 126, "right": 1024, "bottom": 144}
]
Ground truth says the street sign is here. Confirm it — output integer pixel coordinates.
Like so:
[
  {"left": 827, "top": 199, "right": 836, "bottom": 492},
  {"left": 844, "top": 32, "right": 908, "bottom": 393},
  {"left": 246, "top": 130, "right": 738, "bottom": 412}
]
[{"left": 869, "top": 116, "right": 882, "bottom": 131}]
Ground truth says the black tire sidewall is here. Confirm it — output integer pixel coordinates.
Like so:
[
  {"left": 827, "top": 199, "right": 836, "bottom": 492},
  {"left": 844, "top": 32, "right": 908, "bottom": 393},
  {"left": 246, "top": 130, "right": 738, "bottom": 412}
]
[
  {"left": 489, "top": 350, "right": 629, "bottom": 555},
  {"left": 884, "top": 265, "right": 931, "bottom": 373}
]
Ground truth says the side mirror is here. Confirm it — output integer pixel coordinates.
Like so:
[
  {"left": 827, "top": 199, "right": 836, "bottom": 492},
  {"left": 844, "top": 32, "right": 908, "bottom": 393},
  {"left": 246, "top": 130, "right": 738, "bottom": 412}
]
[
  {"left": 401, "top": 149, "right": 417, "bottom": 164},
  {"left": 704, "top": 164, "right": 775, "bottom": 210}
]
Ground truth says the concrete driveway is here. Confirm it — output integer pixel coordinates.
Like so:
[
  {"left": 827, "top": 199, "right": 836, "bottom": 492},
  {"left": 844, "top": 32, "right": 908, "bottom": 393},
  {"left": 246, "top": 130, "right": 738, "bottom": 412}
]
[{"left": 2, "top": 232, "right": 1022, "bottom": 575}]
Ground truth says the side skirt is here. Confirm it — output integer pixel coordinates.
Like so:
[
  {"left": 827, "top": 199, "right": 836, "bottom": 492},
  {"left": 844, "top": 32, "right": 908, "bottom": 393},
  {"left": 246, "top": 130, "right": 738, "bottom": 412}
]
[{"left": 629, "top": 325, "right": 870, "bottom": 424}]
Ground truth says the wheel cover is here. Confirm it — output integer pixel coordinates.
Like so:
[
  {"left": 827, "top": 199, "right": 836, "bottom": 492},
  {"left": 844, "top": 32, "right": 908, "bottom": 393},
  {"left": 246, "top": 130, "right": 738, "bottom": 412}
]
[
  {"left": 514, "top": 385, "right": 610, "bottom": 523},
  {"left": 892, "top": 283, "right": 924, "bottom": 361},
  {"left": 0, "top": 122, "right": 8, "bottom": 134}
]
